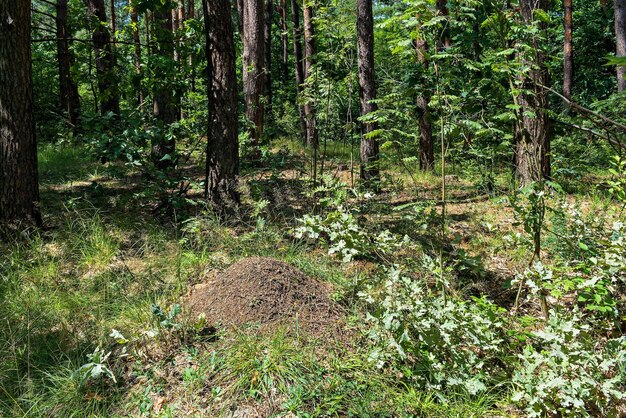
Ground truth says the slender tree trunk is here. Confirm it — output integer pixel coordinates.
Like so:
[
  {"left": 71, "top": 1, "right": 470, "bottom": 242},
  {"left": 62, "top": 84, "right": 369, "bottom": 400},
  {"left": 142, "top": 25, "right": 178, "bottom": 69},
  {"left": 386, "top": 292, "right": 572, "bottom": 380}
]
[
  {"left": 187, "top": 0, "right": 195, "bottom": 19},
  {"left": 152, "top": 3, "right": 177, "bottom": 168},
  {"left": 0, "top": 0, "right": 42, "bottom": 228},
  {"left": 56, "top": 0, "right": 81, "bottom": 131},
  {"left": 515, "top": 0, "right": 551, "bottom": 185},
  {"left": 109, "top": 0, "right": 118, "bottom": 101},
  {"left": 187, "top": 0, "right": 196, "bottom": 91},
  {"left": 303, "top": 3, "right": 317, "bottom": 148},
  {"left": 616, "top": 0, "right": 626, "bottom": 92},
  {"left": 264, "top": 0, "right": 273, "bottom": 118},
  {"left": 236, "top": 0, "right": 244, "bottom": 35},
  {"left": 109, "top": 0, "right": 116, "bottom": 33},
  {"left": 131, "top": 3, "right": 144, "bottom": 107},
  {"left": 87, "top": 0, "right": 120, "bottom": 117},
  {"left": 202, "top": 0, "right": 240, "bottom": 205},
  {"left": 280, "top": 0, "right": 288, "bottom": 80},
  {"left": 357, "top": 0, "right": 379, "bottom": 184},
  {"left": 436, "top": 0, "right": 452, "bottom": 48},
  {"left": 290, "top": 0, "right": 306, "bottom": 144},
  {"left": 563, "top": 0, "right": 574, "bottom": 104},
  {"left": 173, "top": 0, "right": 185, "bottom": 119},
  {"left": 242, "top": 0, "right": 266, "bottom": 145},
  {"left": 415, "top": 32, "right": 434, "bottom": 170}
]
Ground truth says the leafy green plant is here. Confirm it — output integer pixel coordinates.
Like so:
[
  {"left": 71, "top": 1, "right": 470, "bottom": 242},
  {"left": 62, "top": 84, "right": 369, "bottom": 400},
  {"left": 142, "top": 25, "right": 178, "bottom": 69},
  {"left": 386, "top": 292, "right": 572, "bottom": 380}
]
[
  {"left": 294, "top": 207, "right": 409, "bottom": 262},
  {"left": 512, "top": 312, "right": 626, "bottom": 417},
  {"left": 152, "top": 303, "right": 182, "bottom": 331},
  {"left": 360, "top": 268, "right": 510, "bottom": 397},
  {"left": 608, "top": 155, "right": 626, "bottom": 206},
  {"left": 72, "top": 347, "right": 117, "bottom": 385}
]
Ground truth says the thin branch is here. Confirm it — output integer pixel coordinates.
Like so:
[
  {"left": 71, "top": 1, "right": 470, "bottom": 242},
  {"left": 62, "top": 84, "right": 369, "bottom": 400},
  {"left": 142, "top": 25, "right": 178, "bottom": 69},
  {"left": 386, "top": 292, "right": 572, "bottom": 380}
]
[
  {"left": 34, "top": 0, "right": 57, "bottom": 8},
  {"left": 540, "top": 84, "right": 626, "bottom": 133},
  {"left": 31, "top": 26, "right": 57, "bottom": 35},
  {"left": 551, "top": 118, "right": 626, "bottom": 151},
  {"left": 31, "top": 8, "right": 56, "bottom": 20}
]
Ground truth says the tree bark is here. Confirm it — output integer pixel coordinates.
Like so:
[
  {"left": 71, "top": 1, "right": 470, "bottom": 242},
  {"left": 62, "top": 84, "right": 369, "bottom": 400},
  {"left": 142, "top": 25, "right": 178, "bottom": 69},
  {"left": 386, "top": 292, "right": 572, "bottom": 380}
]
[
  {"left": 415, "top": 32, "right": 433, "bottom": 170},
  {"left": 187, "top": 0, "right": 195, "bottom": 91},
  {"left": 56, "top": 0, "right": 81, "bottom": 131},
  {"left": 290, "top": 0, "right": 306, "bottom": 144},
  {"left": 563, "top": 0, "right": 574, "bottom": 103},
  {"left": 236, "top": 0, "right": 244, "bottom": 35},
  {"left": 515, "top": 0, "right": 551, "bottom": 185},
  {"left": 109, "top": 0, "right": 116, "bottom": 33},
  {"left": 187, "top": 0, "right": 195, "bottom": 20},
  {"left": 202, "top": 0, "right": 240, "bottom": 205},
  {"left": 152, "top": 3, "right": 177, "bottom": 169},
  {"left": 87, "top": 0, "right": 120, "bottom": 117},
  {"left": 242, "top": 0, "right": 266, "bottom": 146},
  {"left": 130, "top": 3, "right": 144, "bottom": 107},
  {"left": 616, "top": 0, "right": 626, "bottom": 92},
  {"left": 303, "top": 3, "right": 317, "bottom": 148},
  {"left": 436, "top": 0, "right": 452, "bottom": 48},
  {"left": 0, "top": 0, "right": 42, "bottom": 228},
  {"left": 357, "top": 0, "right": 379, "bottom": 184},
  {"left": 280, "top": 0, "right": 288, "bottom": 80},
  {"left": 264, "top": 0, "right": 273, "bottom": 118}
]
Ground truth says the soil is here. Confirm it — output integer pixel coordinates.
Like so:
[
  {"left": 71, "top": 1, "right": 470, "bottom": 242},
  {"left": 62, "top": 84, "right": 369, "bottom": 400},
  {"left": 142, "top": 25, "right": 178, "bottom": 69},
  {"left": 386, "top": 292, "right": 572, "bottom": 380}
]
[{"left": 184, "top": 257, "right": 345, "bottom": 339}]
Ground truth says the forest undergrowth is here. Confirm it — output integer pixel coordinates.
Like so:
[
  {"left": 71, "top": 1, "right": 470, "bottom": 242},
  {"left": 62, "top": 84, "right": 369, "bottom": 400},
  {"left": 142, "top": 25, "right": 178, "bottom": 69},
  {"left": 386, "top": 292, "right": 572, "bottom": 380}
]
[{"left": 1, "top": 142, "right": 625, "bottom": 417}]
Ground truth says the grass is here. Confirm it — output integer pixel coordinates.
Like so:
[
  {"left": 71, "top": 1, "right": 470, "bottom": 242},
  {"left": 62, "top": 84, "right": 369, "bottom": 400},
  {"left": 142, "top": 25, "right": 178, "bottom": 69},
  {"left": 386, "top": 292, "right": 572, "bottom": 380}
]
[{"left": 4, "top": 143, "right": 624, "bottom": 417}]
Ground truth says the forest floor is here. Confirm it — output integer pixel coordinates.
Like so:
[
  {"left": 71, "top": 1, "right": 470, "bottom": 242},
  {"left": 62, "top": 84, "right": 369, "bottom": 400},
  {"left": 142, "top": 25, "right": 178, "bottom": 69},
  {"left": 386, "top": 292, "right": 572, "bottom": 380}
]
[{"left": 0, "top": 143, "right": 619, "bottom": 417}]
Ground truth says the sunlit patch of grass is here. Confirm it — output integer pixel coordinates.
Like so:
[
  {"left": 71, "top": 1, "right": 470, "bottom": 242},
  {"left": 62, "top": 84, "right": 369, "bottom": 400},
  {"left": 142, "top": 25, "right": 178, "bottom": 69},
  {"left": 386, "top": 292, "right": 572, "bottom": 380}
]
[{"left": 38, "top": 144, "right": 98, "bottom": 185}]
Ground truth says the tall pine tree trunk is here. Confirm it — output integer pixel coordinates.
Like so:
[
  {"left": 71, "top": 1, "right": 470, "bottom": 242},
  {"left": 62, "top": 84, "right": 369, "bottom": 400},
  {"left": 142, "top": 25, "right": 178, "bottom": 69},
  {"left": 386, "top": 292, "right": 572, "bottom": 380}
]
[
  {"left": 616, "top": 0, "right": 626, "bottom": 92},
  {"left": 88, "top": 0, "right": 120, "bottom": 117},
  {"left": 515, "top": 0, "right": 550, "bottom": 185},
  {"left": 187, "top": 0, "right": 196, "bottom": 91},
  {"left": 357, "top": 0, "right": 379, "bottom": 184},
  {"left": 280, "top": 0, "right": 289, "bottom": 80},
  {"left": 290, "top": 0, "right": 306, "bottom": 144},
  {"left": 152, "top": 3, "right": 177, "bottom": 168},
  {"left": 242, "top": 0, "right": 266, "bottom": 146},
  {"left": 56, "top": 0, "right": 81, "bottom": 131},
  {"left": 131, "top": 3, "right": 144, "bottom": 107},
  {"left": 563, "top": 0, "right": 574, "bottom": 104},
  {"left": 303, "top": 3, "right": 317, "bottom": 148},
  {"left": 202, "top": 0, "right": 240, "bottom": 205},
  {"left": 264, "top": 0, "right": 273, "bottom": 119},
  {"left": 0, "top": 0, "right": 42, "bottom": 228}
]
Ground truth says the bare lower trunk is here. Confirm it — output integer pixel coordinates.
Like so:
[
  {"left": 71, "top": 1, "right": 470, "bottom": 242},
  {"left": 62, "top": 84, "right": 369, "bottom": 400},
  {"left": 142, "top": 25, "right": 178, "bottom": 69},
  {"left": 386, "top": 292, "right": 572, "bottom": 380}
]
[
  {"left": 0, "top": 0, "right": 42, "bottom": 228},
  {"left": 56, "top": 0, "right": 81, "bottom": 131},
  {"left": 290, "top": 0, "right": 306, "bottom": 144},
  {"left": 417, "top": 96, "right": 434, "bottom": 170},
  {"left": 515, "top": 0, "right": 550, "bottom": 185},
  {"left": 202, "top": 0, "right": 240, "bottom": 206},
  {"left": 357, "top": 0, "right": 379, "bottom": 185},
  {"left": 415, "top": 29, "right": 433, "bottom": 170},
  {"left": 242, "top": 0, "right": 266, "bottom": 146},
  {"left": 152, "top": 4, "right": 177, "bottom": 169},
  {"left": 303, "top": 4, "right": 317, "bottom": 148},
  {"left": 616, "top": 0, "right": 626, "bottom": 92}
]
